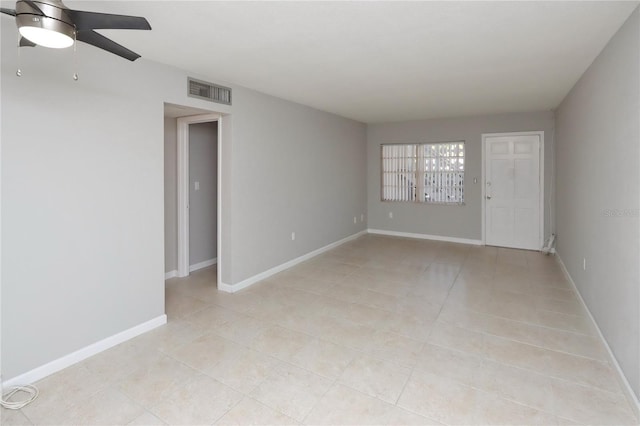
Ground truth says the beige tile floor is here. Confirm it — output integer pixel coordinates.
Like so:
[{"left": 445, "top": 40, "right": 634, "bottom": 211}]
[{"left": 2, "top": 235, "right": 638, "bottom": 425}]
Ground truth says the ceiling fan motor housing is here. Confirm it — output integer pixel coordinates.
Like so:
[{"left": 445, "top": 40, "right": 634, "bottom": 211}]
[{"left": 15, "top": 0, "right": 75, "bottom": 44}]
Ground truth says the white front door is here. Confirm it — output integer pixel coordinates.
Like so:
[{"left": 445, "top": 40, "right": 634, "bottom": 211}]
[{"left": 484, "top": 133, "right": 542, "bottom": 250}]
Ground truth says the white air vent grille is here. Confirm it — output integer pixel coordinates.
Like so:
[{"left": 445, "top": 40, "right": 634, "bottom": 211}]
[{"left": 188, "top": 78, "right": 232, "bottom": 105}]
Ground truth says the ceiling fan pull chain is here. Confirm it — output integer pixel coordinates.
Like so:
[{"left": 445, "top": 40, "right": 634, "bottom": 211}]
[
  {"left": 72, "top": 31, "right": 78, "bottom": 81},
  {"left": 16, "top": 42, "right": 22, "bottom": 77}
]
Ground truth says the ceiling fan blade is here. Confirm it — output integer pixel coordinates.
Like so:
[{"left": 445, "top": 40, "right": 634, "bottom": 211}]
[
  {"left": 67, "top": 10, "right": 151, "bottom": 31},
  {"left": 1, "top": 7, "right": 16, "bottom": 16},
  {"left": 21, "top": 0, "right": 44, "bottom": 15},
  {"left": 76, "top": 30, "right": 141, "bottom": 61},
  {"left": 19, "top": 37, "right": 36, "bottom": 47}
]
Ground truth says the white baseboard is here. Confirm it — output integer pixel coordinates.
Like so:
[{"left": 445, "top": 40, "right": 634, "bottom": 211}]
[
  {"left": 190, "top": 258, "right": 217, "bottom": 272},
  {"left": 555, "top": 254, "right": 640, "bottom": 419},
  {"left": 2, "top": 315, "right": 167, "bottom": 389},
  {"left": 218, "top": 230, "right": 367, "bottom": 293},
  {"left": 367, "top": 228, "right": 483, "bottom": 246},
  {"left": 165, "top": 258, "right": 217, "bottom": 280}
]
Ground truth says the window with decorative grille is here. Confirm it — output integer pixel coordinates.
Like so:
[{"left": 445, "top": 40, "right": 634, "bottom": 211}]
[{"left": 381, "top": 141, "right": 465, "bottom": 204}]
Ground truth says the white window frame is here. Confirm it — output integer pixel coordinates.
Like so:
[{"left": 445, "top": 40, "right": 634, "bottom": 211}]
[{"left": 381, "top": 141, "right": 465, "bottom": 205}]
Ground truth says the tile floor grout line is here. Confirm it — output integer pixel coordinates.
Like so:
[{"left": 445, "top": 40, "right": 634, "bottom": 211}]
[
  {"left": 421, "top": 338, "right": 626, "bottom": 399},
  {"left": 432, "top": 312, "right": 611, "bottom": 364}
]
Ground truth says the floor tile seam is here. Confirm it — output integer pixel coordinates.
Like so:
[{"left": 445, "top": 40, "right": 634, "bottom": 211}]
[
  {"left": 316, "top": 289, "right": 402, "bottom": 315},
  {"left": 489, "top": 285, "right": 559, "bottom": 300},
  {"left": 314, "top": 376, "right": 419, "bottom": 421},
  {"left": 120, "top": 355, "right": 204, "bottom": 399},
  {"left": 440, "top": 311, "right": 599, "bottom": 342},
  {"left": 235, "top": 395, "right": 298, "bottom": 425},
  {"left": 132, "top": 407, "right": 170, "bottom": 425},
  {"left": 10, "top": 409, "right": 35, "bottom": 426},
  {"left": 156, "top": 348, "right": 276, "bottom": 404},
  {"left": 298, "top": 368, "right": 340, "bottom": 424},
  {"left": 393, "top": 354, "right": 417, "bottom": 408},
  {"left": 268, "top": 331, "right": 417, "bottom": 376},
  {"left": 159, "top": 340, "right": 247, "bottom": 379},
  {"left": 342, "top": 347, "right": 419, "bottom": 373},
  {"left": 472, "top": 385, "right": 560, "bottom": 421},
  {"left": 21, "top": 364, "right": 117, "bottom": 423},
  {"left": 350, "top": 273, "right": 424, "bottom": 288},
  {"left": 167, "top": 286, "right": 218, "bottom": 305},
  {"left": 168, "top": 284, "right": 217, "bottom": 302},
  {"left": 260, "top": 321, "right": 333, "bottom": 348},
  {"left": 245, "top": 340, "right": 350, "bottom": 386},
  {"left": 419, "top": 341, "right": 621, "bottom": 397},
  {"left": 179, "top": 301, "right": 224, "bottom": 322},
  {"left": 441, "top": 303, "right": 597, "bottom": 339},
  {"left": 435, "top": 320, "right": 609, "bottom": 363},
  {"left": 16, "top": 405, "right": 38, "bottom": 425},
  {"left": 206, "top": 390, "right": 247, "bottom": 426},
  {"left": 390, "top": 394, "right": 446, "bottom": 426},
  {"left": 64, "top": 383, "right": 145, "bottom": 425},
  {"left": 430, "top": 261, "right": 466, "bottom": 331},
  {"left": 544, "top": 373, "right": 632, "bottom": 399},
  {"left": 454, "top": 325, "right": 611, "bottom": 367}
]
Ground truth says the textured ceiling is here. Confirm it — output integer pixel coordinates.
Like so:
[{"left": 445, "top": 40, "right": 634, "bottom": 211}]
[{"left": 48, "top": 2, "right": 640, "bottom": 122}]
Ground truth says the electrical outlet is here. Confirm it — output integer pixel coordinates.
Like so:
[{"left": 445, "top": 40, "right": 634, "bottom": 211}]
[
  {"left": 353, "top": 216, "right": 357, "bottom": 224},
  {"left": 583, "top": 258, "right": 586, "bottom": 271},
  {"left": 291, "top": 232, "right": 296, "bottom": 241},
  {"left": 194, "top": 181, "right": 200, "bottom": 191},
  {"left": 389, "top": 212, "right": 393, "bottom": 219}
]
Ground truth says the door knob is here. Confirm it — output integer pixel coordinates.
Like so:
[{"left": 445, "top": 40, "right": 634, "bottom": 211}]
[{"left": 486, "top": 196, "right": 491, "bottom": 199}]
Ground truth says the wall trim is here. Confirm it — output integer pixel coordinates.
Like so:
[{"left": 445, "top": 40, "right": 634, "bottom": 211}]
[
  {"left": 218, "top": 230, "right": 367, "bottom": 293},
  {"left": 165, "top": 270, "right": 178, "bottom": 280},
  {"left": 555, "top": 254, "right": 640, "bottom": 419},
  {"left": 190, "top": 258, "right": 217, "bottom": 272},
  {"left": 367, "top": 228, "right": 483, "bottom": 246},
  {"left": 2, "top": 315, "right": 167, "bottom": 389},
  {"left": 481, "top": 131, "right": 545, "bottom": 250},
  {"left": 177, "top": 113, "right": 221, "bottom": 278}
]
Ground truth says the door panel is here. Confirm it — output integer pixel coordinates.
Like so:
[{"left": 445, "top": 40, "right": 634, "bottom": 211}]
[
  {"left": 485, "top": 134, "right": 541, "bottom": 250},
  {"left": 514, "top": 159, "right": 534, "bottom": 198}
]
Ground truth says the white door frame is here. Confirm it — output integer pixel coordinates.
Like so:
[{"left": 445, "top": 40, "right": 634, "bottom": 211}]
[
  {"left": 177, "top": 113, "right": 221, "bottom": 278},
  {"left": 481, "top": 131, "right": 545, "bottom": 249}
]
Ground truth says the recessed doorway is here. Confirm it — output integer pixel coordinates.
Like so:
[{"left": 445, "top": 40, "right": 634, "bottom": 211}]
[{"left": 163, "top": 103, "right": 222, "bottom": 287}]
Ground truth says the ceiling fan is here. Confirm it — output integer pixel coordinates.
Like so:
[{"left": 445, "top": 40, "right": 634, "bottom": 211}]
[{"left": 1, "top": 0, "right": 151, "bottom": 61}]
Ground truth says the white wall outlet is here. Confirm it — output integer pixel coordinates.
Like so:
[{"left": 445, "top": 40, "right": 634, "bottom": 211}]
[
  {"left": 291, "top": 232, "right": 296, "bottom": 241},
  {"left": 389, "top": 212, "right": 393, "bottom": 219},
  {"left": 360, "top": 214, "right": 364, "bottom": 222},
  {"left": 583, "top": 258, "right": 586, "bottom": 271},
  {"left": 353, "top": 216, "right": 357, "bottom": 224},
  {"left": 194, "top": 181, "right": 200, "bottom": 191}
]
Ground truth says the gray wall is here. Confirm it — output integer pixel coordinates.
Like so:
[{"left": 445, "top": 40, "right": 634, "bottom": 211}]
[
  {"left": 164, "top": 118, "right": 178, "bottom": 273},
  {"left": 224, "top": 88, "right": 367, "bottom": 285},
  {"left": 0, "top": 22, "right": 230, "bottom": 380},
  {"left": 189, "top": 122, "right": 218, "bottom": 266},
  {"left": 367, "top": 112, "right": 555, "bottom": 241},
  {"left": 555, "top": 7, "right": 639, "bottom": 399},
  {"left": 1, "top": 17, "right": 366, "bottom": 379}
]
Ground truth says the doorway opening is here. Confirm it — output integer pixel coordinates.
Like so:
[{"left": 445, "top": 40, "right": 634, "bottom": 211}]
[
  {"left": 163, "top": 103, "right": 222, "bottom": 289},
  {"left": 481, "top": 131, "right": 544, "bottom": 250}
]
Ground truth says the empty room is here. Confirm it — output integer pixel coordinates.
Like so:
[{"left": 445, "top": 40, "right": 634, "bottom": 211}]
[{"left": 1, "top": 1, "right": 639, "bottom": 425}]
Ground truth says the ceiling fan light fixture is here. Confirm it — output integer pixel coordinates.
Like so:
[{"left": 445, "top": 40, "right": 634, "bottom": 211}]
[{"left": 16, "top": 14, "right": 74, "bottom": 49}]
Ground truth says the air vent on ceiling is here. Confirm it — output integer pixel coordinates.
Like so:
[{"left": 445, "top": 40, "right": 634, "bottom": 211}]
[{"left": 188, "top": 78, "right": 232, "bottom": 105}]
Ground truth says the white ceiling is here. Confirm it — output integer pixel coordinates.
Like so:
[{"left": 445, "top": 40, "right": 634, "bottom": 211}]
[{"left": 70, "top": 1, "right": 638, "bottom": 122}]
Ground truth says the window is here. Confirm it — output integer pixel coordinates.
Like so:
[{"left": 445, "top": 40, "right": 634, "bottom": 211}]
[{"left": 381, "top": 141, "right": 465, "bottom": 204}]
